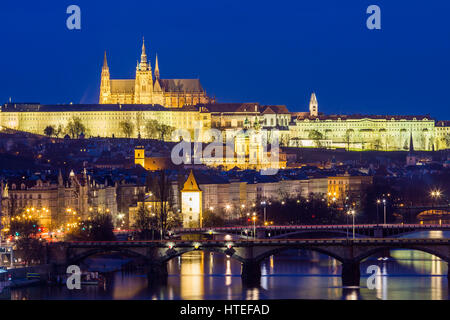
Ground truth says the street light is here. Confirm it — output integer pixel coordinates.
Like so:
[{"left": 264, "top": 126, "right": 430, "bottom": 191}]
[
  {"left": 430, "top": 189, "right": 442, "bottom": 211},
  {"left": 252, "top": 213, "right": 257, "bottom": 240},
  {"left": 382, "top": 199, "right": 387, "bottom": 225},
  {"left": 348, "top": 209, "right": 356, "bottom": 239},
  {"left": 376, "top": 199, "right": 381, "bottom": 226},
  {"left": 225, "top": 204, "right": 231, "bottom": 221},
  {"left": 261, "top": 201, "right": 267, "bottom": 224}
]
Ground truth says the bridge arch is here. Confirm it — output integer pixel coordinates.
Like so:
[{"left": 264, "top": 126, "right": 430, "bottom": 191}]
[
  {"left": 68, "top": 247, "right": 148, "bottom": 265},
  {"left": 158, "top": 247, "right": 246, "bottom": 264},
  {"left": 355, "top": 246, "right": 449, "bottom": 264}
]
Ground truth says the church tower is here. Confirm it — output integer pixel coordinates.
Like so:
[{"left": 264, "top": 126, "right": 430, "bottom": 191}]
[
  {"left": 181, "top": 170, "right": 203, "bottom": 228},
  {"left": 134, "top": 38, "right": 154, "bottom": 104},
  {"left": 134, "top": 146, "right": 146, "bottom": 168},
  {"left": 99, "top": 52, "right": 111, "bottom": 104},
  {"left": 309, "top": 92, "right": 318, "bottom": 117}
]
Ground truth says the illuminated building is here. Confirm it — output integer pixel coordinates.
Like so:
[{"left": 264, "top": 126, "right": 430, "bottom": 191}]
[
  {"left": 134, "top": 146, "right": 172, "bottom": 170},
  {"left": 0, "top": 170, "right": 117, "bottom": 231},
  {"left": 176, "top": 169, "right": 372, "bottom": 227},
  {"left": 327, "top": 173, "right": 373, "bottom": 207},
  {"left": 289, "top": 93, "right": 445, "bottom": 151},
  {"left": 0, "top": 103, "right": 211, "bottom": 141},
  {"left": 181, "top": 171, "right": 203, "bottom": 228}
]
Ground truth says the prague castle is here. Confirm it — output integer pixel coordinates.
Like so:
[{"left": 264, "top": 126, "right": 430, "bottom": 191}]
[
  {"left": 99, "top": 39, "right": 212, "bottom": 108},
  {"left": 0, "top": 39, "right": 449, "bottom": 153}
]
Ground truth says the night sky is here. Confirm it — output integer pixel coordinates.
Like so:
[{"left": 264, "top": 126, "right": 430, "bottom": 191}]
[{"left": 1, "top": 0, "right": 449, "bottom": 119}]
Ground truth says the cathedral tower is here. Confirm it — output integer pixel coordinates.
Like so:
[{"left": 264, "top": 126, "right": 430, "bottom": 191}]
[
  {"left": 309, "top": 92, "right": 318, "bottom": 117},
  {"left": 134, "top": 38, "right": 154, "bottom": 104},
  {"left": 99, "top": 52, "right": 111, "bottom": 104},
  {"left": 154, "top": 54, "right": 160, "bottom": 80}
]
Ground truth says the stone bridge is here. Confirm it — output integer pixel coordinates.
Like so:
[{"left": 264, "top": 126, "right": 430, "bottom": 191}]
[
  {"left": 396, "top": 205, "right": 450, "bottom": 221},
  {"left": 173, "top": 223, "right": 450, "bottom": 239},
  {"left": 46, "top": 238, "right": 450, "bottom": 287}
]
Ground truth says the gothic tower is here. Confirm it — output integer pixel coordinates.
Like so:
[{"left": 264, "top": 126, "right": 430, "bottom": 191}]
[
  {"left": 99, "top": 52, "right": 111, "bottom": 104},
  {"left": 134, "top": 38, "right": 153, "bottom": 104},
  {"left": 154, "top": 54, "right": 160, "bottom": 80},
  {"left": 152, "top": 53, "right": 164, "bottom": 105},
  {"left": 309, "top": 92, "right": 318, "bottom": 117},
  {"left": 181, "top": 170, "right": 203, "bottom": 228}
]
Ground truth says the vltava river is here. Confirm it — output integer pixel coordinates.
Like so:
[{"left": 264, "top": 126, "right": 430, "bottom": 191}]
[{"left": 9, "top": 231, "right": 450, "bottom": 300}]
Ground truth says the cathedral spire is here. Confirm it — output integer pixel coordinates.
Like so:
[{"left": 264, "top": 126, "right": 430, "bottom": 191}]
[
  {"left": 103, "top": 51, "right": 108, "bottom": 69},
  {"left": 140, "top": 37, "right": 148, "bottom": 68},
  {"left": 155, "top": 54, "right": 160, "bottom": 79}
]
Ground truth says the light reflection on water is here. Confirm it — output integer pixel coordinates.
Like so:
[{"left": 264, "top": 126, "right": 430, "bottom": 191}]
[{"left": 9, "top": 231, "right": 450, "bottom": 300}]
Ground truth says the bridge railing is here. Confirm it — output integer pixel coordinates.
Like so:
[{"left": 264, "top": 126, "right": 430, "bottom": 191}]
[
  {"left": 51, "top": 238, "right": 450, "bottom": 246},
  {"left": 172, "top": 223, "right": 450, "bottom": 233}
]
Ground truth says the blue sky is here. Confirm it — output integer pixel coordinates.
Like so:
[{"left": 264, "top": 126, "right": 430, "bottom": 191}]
[{"left": 1, "top": 0, "right": 449, "bottom": 119}]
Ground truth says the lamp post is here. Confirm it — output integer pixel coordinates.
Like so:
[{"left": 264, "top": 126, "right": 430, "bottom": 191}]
[
  {"left": 252, "top": 213, "right": 257, "bottom": 240},
  {"left": 261, "top": 201, "right": 266, "bottom": 225},
  {"left": 225, "top": 204, "right": 231, "bottom": 223},
  {"left": 382, "top": 199, "right": 386, "bottom": 225},
  {"left": 349, "top": 209, "right": 356, "bottom": 240},
  {"left": 376, "top": 199, "right": 381, "bottom": 226},
  {"left": 430, "top": 190, "right": 441, "bottom": 213},
  {"left": 346, "top": 211, "right": 349, "bottom": 240}
]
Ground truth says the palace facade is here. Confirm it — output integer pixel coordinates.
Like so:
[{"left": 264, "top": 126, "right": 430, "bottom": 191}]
[
  {"left": 289, "top": 94, "right": 447, "bottom": 151},
  {"left": 99, "top": 39, "right": 213, "bottom": 108}
]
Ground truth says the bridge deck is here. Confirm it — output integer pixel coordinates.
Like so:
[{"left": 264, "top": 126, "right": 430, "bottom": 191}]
[{"left": 58, "top": 238, "right": 450, "bottom": 247}]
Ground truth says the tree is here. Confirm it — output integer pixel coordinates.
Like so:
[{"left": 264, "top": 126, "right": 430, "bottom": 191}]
[
  {"left": 344, "top": 129, "right": 353, "bottom": 151},
  {"left": 147, "top": 170, "right": 180, "bottom": 238},
  {"left": 203, "top": 211, "right": 226, "bottom": 227},
  {"left": 373, "top": 138, "right": 382, "bottom": 151},
  {"left": 65, "top": 117, "right": 86, "bottom": 139},
  {"left": 9, "top": 215, "right": 45, "bottom": 266},
  {"left": 444, "top": 134, "right": 450, "bottom": 149},
  {"left": 158, "top": 124, "right": 175, "bottom": 141},
  {"left": 44, "top": 125, "right": 55, "bottom": 137},
  {"left": 119, "top": 120, "right": 134, "bottom": 138},
  {"left": 144, "top": 119, "right": 160, "bottom": 139},
  {"left": 135, "top": 111, "right": 144, "bottom": 137},
  {"left": 10, "top": 216, "right": 40, "bottom": 239},
  {"left": 308, "top": 130, "right": 323, "bottom": 148},
  {"left": 144, "top": 120, "right": 175, "bottom": 141},
  {"left": 133, "top": 203, "right": 158, "bottom": 240},
  {"left": 55, "top": 124, "right": 64, "bottom": 138}
]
